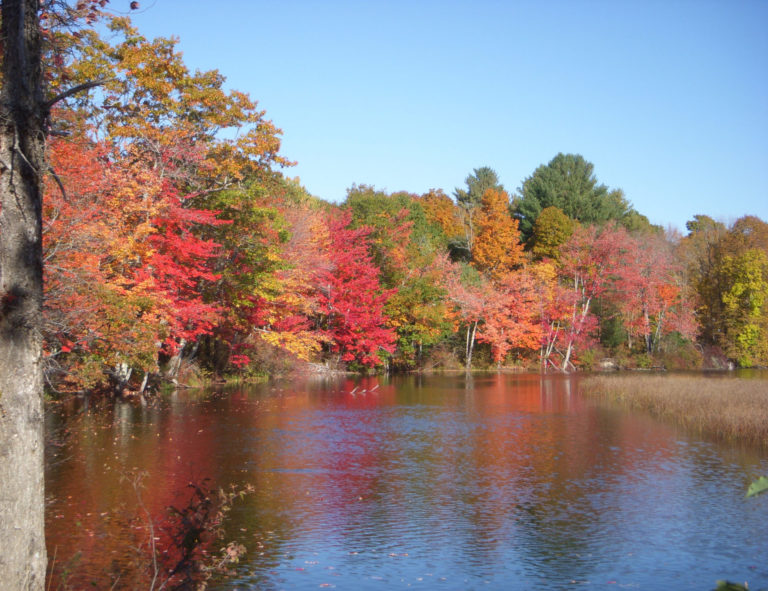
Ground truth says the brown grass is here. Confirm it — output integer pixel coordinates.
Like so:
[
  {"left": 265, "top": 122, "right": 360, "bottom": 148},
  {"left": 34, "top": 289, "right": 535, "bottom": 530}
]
[{"left": 581, "top": 374, "right": 768, "bottom": 447}]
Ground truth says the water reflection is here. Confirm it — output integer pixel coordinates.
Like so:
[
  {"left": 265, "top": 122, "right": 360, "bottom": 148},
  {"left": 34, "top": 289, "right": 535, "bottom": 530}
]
[{"left": 45, "top": 373, "right": 768, "bottom": 589}]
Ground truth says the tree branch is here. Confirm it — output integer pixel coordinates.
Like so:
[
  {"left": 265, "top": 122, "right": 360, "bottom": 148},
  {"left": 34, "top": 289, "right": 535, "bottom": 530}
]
[
  {"left": 43, "top": 77, "right": 114, "bottom": 111},
  {"left": 46, "top": 166, "right": 67, "bottom": 201}
]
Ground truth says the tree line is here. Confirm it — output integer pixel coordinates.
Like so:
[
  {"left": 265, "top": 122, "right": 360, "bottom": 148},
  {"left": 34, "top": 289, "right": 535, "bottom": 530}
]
[{"left": 8, "top": 8, "right": 768, "bottom": 398}]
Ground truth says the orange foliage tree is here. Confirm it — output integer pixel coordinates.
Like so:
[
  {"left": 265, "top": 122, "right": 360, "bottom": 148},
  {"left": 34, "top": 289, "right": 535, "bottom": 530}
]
[
  {"left": 418, "top": 188, "right": 464, "bottom": 245},
  {"left": 476, "top": 268, "right": 546, "bottom": 366},
  {"left": 471, "top": 189, "right": 525, "bottom": 279}
]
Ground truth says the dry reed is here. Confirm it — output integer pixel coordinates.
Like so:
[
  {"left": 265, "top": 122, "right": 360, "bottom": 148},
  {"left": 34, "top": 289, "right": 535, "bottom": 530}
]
[{"left": 580, "top": 374, "right": 768, "bottom": 447}]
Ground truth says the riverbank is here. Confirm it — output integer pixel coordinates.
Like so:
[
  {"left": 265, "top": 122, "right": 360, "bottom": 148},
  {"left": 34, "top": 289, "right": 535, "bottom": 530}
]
[{"left": 580, "top": 374, "right": 768, "bottom": 447}]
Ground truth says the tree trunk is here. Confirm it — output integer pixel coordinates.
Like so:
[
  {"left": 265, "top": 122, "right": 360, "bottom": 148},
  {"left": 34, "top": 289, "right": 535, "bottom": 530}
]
[
  {"left": 465, "top": 320, "right": 478, "bottom": 372},
  {"left": 162, "top": 337, "right": 187, "bottom": 380},
  {"left": 653, "top": 309, "right": 665, "bottom": 355},
  {"left": 112, "top": 362, "right": 132, "bottom": 395},
  {"left": 561, "top": 341, "right": 574, "bottom": 372},
  {"left": 0, "top": 1, "right": 47, "bottom": 588},
  {"left": 643, "top": 307, "right": 652, "bottom": 355},
  {"left": 541, "top": 322, "right": 559, "bottom": 371}
]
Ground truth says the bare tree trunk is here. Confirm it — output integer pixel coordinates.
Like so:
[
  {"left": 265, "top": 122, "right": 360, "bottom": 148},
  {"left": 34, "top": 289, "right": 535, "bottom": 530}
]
[
  {"left": 541, "top": 322, "right": 559, "bottom": 371},
  {"left": 465, "top": 320, "right": 478, "bottom": 372},
  {"left": 163, "top": 337, "right": 187, "bottom": 379},
  {"left": 561, "top": 291, "right": 591, "bottom": 372},
  {"left": 0, "top": 1, "right": 47, "bottom": 588}
]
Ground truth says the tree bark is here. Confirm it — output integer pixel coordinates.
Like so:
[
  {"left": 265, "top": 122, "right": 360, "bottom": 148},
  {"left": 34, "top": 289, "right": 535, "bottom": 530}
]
[{"left": 0, "top": 0, "right": 47, "bottom": 588}]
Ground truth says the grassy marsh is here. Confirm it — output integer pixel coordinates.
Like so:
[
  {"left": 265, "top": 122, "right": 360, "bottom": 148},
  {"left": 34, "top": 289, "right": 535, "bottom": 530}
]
[{"left": 581, "top": 374, "right": 768, "bottom": 447}]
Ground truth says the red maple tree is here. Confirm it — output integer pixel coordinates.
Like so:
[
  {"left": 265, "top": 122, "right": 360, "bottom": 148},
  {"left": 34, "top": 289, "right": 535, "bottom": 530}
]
[{"left": 314, "top": 211, "right": 396, "bottom": 368}]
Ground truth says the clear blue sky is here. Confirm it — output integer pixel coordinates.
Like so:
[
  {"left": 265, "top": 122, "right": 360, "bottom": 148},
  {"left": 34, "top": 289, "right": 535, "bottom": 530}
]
[{"left": 125, "top": 0, "right": 768, "bottom": 232}]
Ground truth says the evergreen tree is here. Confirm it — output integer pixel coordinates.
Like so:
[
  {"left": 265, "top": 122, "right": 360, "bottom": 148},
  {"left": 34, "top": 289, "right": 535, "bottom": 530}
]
[{"left": 514, "top": 153, "right": 638, "bottom": 241}]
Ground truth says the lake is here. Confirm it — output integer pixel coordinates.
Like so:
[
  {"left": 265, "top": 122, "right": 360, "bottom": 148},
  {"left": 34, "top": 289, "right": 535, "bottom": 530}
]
[{"left": 45, "top": 373, "right": 768, "bottom": 590}]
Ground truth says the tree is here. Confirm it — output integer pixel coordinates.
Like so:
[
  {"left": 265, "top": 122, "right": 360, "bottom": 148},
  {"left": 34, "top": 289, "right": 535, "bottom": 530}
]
[
  {"left": 718, "top": 217, "right": 768, "bottom": 366},
  {"left": 445, "top": 263, "right": 491, "bottom": 370},
  {"left": 681, "top": 214, "right": 768, "bottom": 365},
  {"left": 43, "top": 135, "right": 159, "bottom": 390},
  {"left": 63, "top": 15, "right": 292, "bottom": 190},
  {"left": 385, "top": 266, "right": 454, "bottom": 369},
  {"left": 471, "top": 188, "right": 524, "bottom": 279},
  {"left": 249, "top": 192, "right": 327, "bottom": 365},
  {"left": 314, "top": 211, "right": 396, "bottom": 368},
  {"left": 544, "top": 224, "right": 630, "bottom": 371},
  {"left": 513, "top": 153, "right": 638, "bottom": 241},
  {"left": 417, "top": 188, "right": 463, "bottom": 248},
  {"left": 454, "top": 166, "right": 504, "bottom": 255},
  {"left": 45, "top": 10, "right": 293, "bottom": 380},
  {"left": 613, "top": 232, "right": 697, "bottom": 355},
  {"left": 341, "top": 186, "right": 461, "bottom": 368},
  {"left": 41, "top": 131, "right": 231, "bottom": 391},
  {"left": 719, "top": 215, "right": 768, "bottom": 259},
  {"left": 680, "top": 214, "right": 728, "bottom": 346},
  {"left": 476, "top": 269, "right": 544, "bottom": 366},
  {"left": 720, "top": 248, "right": 768, "bottom": 367},
  {"left": 343, "top": 184, "right": 416, "bottom": 288},
  {"left": 0, "top": 0, "right": 115, "bottom": 583},
  {"left": 529, "top": 206, "right": 575, "bottom": 261},
  {"left": 192, "top": 182, "right": 289, "bottom": 375}
]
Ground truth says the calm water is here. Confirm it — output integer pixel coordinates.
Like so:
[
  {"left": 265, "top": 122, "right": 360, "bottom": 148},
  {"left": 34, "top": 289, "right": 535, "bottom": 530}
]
[{"left": 45, "top": 373, "right": 768, "bottom": 590}]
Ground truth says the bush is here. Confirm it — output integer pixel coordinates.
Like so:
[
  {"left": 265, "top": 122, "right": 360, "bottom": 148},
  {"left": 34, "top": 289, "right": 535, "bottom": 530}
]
[
  {"left": 575, "top": 345, "right": 607, "bottom": 371},
  {"left": 420, "top": 343, "right": 462, "bottom": 371},
  {"left": 657, "top": 333, "right": 704, "bottom": 370}
]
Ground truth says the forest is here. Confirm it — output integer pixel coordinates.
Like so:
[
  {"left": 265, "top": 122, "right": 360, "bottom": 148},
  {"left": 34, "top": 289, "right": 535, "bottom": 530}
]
[{"left": 16, "top": 8, "right": 768, "bottom": 396}]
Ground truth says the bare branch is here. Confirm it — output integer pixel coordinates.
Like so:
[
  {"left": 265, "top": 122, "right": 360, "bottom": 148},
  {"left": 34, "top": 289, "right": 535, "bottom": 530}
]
[{"left": 43, "top": 77, "right": 114, "bottom": 111}]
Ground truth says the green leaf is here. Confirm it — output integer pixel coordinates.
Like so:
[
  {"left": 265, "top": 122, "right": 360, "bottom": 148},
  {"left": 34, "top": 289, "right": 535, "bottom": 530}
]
[
  {"left": 746, "top": 476, "right": 768, "bottom": 498},
  {"left": 715, "top": 580, "right": 749, "bottom": 591}
]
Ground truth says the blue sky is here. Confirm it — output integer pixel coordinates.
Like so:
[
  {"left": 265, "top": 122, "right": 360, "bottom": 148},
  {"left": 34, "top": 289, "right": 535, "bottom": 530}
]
[{"left": 125, "top": 0, "right": 768, "bottom": 231}]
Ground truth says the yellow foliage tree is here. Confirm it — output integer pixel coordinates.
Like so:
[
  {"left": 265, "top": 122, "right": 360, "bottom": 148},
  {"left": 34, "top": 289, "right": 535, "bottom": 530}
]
[{"left": 529, "top": 206, "right": 575, "bottom": 260}]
